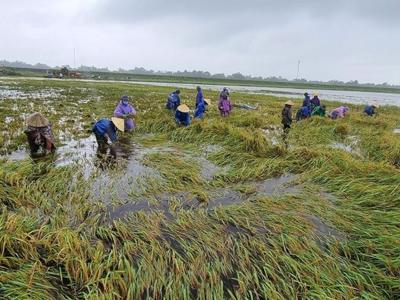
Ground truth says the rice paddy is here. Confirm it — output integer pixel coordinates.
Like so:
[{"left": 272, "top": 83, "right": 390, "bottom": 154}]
[{"left": 0, "top": 78, "right": 399, "bottom": 299}]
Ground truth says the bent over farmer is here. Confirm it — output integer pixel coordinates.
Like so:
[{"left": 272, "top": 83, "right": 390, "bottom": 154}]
[
  {"left": 364, "top": 103, "right": 379, "bottom": 116},
  {"left": 194, "top": 98, "right": 210, "bottom": 119},
  {"left": 25, "top": 112, "right": 56, "bottom": 155},
  {"left": 175, "top": 104, "right": 191, "bottom": 126},
  {"left": 92, "top": 117, "right": 125, "bottom": 152},
  {"left": 114, "top": 95, "right": 137, "bottom": 132},
  {"left": 166, "top": 89, "right": 181, "bottom": 111}
]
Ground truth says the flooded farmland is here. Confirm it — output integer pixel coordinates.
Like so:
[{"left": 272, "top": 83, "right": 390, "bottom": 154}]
[{"left": 1, "top": 77, "right": 399, "bottom": 299}]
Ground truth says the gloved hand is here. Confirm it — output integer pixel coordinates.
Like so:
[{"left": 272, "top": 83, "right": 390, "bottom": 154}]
[{"left": 106, "top": 139, "right": 113, "bottom": 146}]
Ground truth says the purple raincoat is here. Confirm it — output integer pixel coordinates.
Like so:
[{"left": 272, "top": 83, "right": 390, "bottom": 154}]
[
  {"left": 218, "top": 96, "right": 232, "bottom": 117},
  {"left": 310, "top": 96, "right": 320, "bottom": 107},
  {"left": 329, "top": 106, "right": 349, "bottom": 119},
  {"left": 114, "top": 101, "right": 137, "bottom": 131}
]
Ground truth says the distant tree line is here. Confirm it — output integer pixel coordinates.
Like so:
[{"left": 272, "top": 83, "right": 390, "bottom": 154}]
[{"left": 0, "top": 59, "right": 398, "bottom": 88}]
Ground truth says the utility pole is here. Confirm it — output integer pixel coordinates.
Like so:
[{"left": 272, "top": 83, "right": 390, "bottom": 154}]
[
  {"left": 73, "top": 48, "right": 76, "bottom": 69},
  {"left": 296, "top": 60, "right": 300, "bottom": 80}
]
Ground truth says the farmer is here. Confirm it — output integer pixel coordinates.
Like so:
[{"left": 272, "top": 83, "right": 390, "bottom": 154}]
[
  {"left": 175, "top": 104, "right": 191, "bottom": 126},
  {"left": 329, "top": 106, "right": 349, "bottom": 120},
  {"left": 195, "top": 86, "right": 204, "bottom": 109},
  {"left": 364, "top": 103, "right": 379, "bottom": 116},
  {"left": 218, "top": 93, "right": 232, "bottom": 117},
  {"left": 113, "top": 95, "right": 137, "bottom": 132},
  {"left": 310, "top": 93, "right": 321, "bottom": 108},
  {"left": 303, "top": 92, "right": 311, "bottom": 108},
  {"left": 92, "top": 117, "right": 125, "bottom": 152},
  {"left": 296, "top": 105, "right": 311, "bottom": 121},
  {"left": 194, "top": 98, "right": 210, "bottom": 119},
  {"left": 166, "top": 89, "right": 181, "bottom": 111},
  {"left": 24, "top": 112, "right": 56, "bottom": 155},
  {"left": 281, "top": 100, "right": 294, "bottom": 131},
  {"left": 312, "top": 105, "right": 326, "bottom": 117}
]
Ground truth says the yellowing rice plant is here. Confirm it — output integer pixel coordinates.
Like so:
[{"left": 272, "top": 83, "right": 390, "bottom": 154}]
[{"left": 0, "top": 78, "right": 399, "bottom": 299}]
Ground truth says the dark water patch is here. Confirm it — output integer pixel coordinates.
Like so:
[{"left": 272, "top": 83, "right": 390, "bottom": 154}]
[
  {"left": 91, "top": 157, "right": 161, "bottom": 203},
  {"left": 159, "top": 225, "right": 187, "bottom": 258},
  {"left": 107, "top": 200, "right": 155, "bottom": 220},
  {"left": 224, "top": 223, "right": 251, "bottom": 235},
  {"left": 207, "top": 189, "right": 245, "bottom": 209},
  {"left": 195, "top": 157, "right": 224, "bottom": 181},
  {"left": 255, "top": 174, "right": 301, "bottom": 196},
  {"left": 305, "top": 214, "right": 344, "bottom": 241}
]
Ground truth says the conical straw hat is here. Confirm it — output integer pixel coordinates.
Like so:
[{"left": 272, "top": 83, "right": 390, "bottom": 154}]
[
  {"left": 111, "top": 117, "right": 125, "bottom": 132},
  {"left": 26, "top": 112, "right": 49, "bottom": 127},
  {"left": 204, "top": 98, "right": 211, "bottom": 105},
  {"left": 285, "top": 100, "right": 295, "bottom": 106},
  {"left": 177, "top": 104, "right": 190, "bottom": 113}
]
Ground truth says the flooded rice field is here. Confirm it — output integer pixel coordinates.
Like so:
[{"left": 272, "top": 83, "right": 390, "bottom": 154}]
[{"left": 1, "top": 78, "right": 400, "bottom": 299}]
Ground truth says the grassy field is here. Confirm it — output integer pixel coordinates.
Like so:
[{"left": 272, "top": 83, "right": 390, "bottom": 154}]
[
  {"left": 0, "top": 78, "right": 400, "bottom": 299},
  {"left": 2, "top": 66, "right": 400, "bottom": 94}
]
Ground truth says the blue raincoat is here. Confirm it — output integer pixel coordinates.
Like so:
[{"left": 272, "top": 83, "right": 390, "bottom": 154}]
[
  {"left": 175, "top": 110, "right": 191, "bottom": 126},
  {"left": 194, "top": 100, "right": 206, "bottom": 119},
  {"left": 195, "top": 90, "right": 204, "bottom": 109},
  {"left": 92, "top": 119, "right": 118, "bottom": 142},
  {"left": 303, "top": 94, "right": 311, "bottom": 107},
  {"left": 166, "top": 92, "right": 181, "bottom": 110},
  {"left": 364, "top": 105, "right": 375, "bottom": 116}
]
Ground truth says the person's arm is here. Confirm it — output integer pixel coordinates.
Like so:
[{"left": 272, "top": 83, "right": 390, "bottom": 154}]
[
  {"left": 114, "top": 104, "right": 124, "bottom": 118},
  {"left": 103, "top": 133, "right": 112, "bottom": 144},
  {"left": 129, "top": 106, "right": 137, "bottom": 116}
]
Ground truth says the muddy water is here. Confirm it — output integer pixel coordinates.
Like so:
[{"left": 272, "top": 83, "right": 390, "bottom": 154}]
[
  {"left": 330, "top": 136, "right": 362, "bottom": 156},
  {"left": 6, "top": 135, "right": 98, "bottom": 167},
  {"left": 107, "top": 174, "right": 302, "bottom": 220},
  {"left": 91, "top": 80, "right": 400, "bottom": 106},
  {"left": 0, "top": 87, "right": 65, "bottom": 100},
  {"left": 256, "top": 174, "right": 301, "bottom": 196},
  {"left": 305, "top": 214, "right": 344, "bottom": 241},
  {"left": 2, "top": 77, "right": 399, "bottom": 106}
]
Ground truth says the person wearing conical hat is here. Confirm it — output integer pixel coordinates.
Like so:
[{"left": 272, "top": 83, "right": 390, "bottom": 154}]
[
  {"left": 364, "top": 102, "right": 379, "bottom": 116},
  {"left": 175, "top": 104, "right": 191, "bottom": 126},
  {"left": 24, "top": 112, "right": 56, "bottom": 155},
  {"left": 281, "top": 100, "right": 294, "bottom": 131},
  {"left": 113, "top": 95, "right": 137, "bottom": 132},
  {"left": 92, "top": 117, "right": 125, "bottom": 152}
]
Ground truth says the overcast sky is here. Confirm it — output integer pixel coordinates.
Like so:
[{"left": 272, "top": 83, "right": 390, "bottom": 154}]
[{"left": 1, "top": 0, "right": 399, "bottom": 83}]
